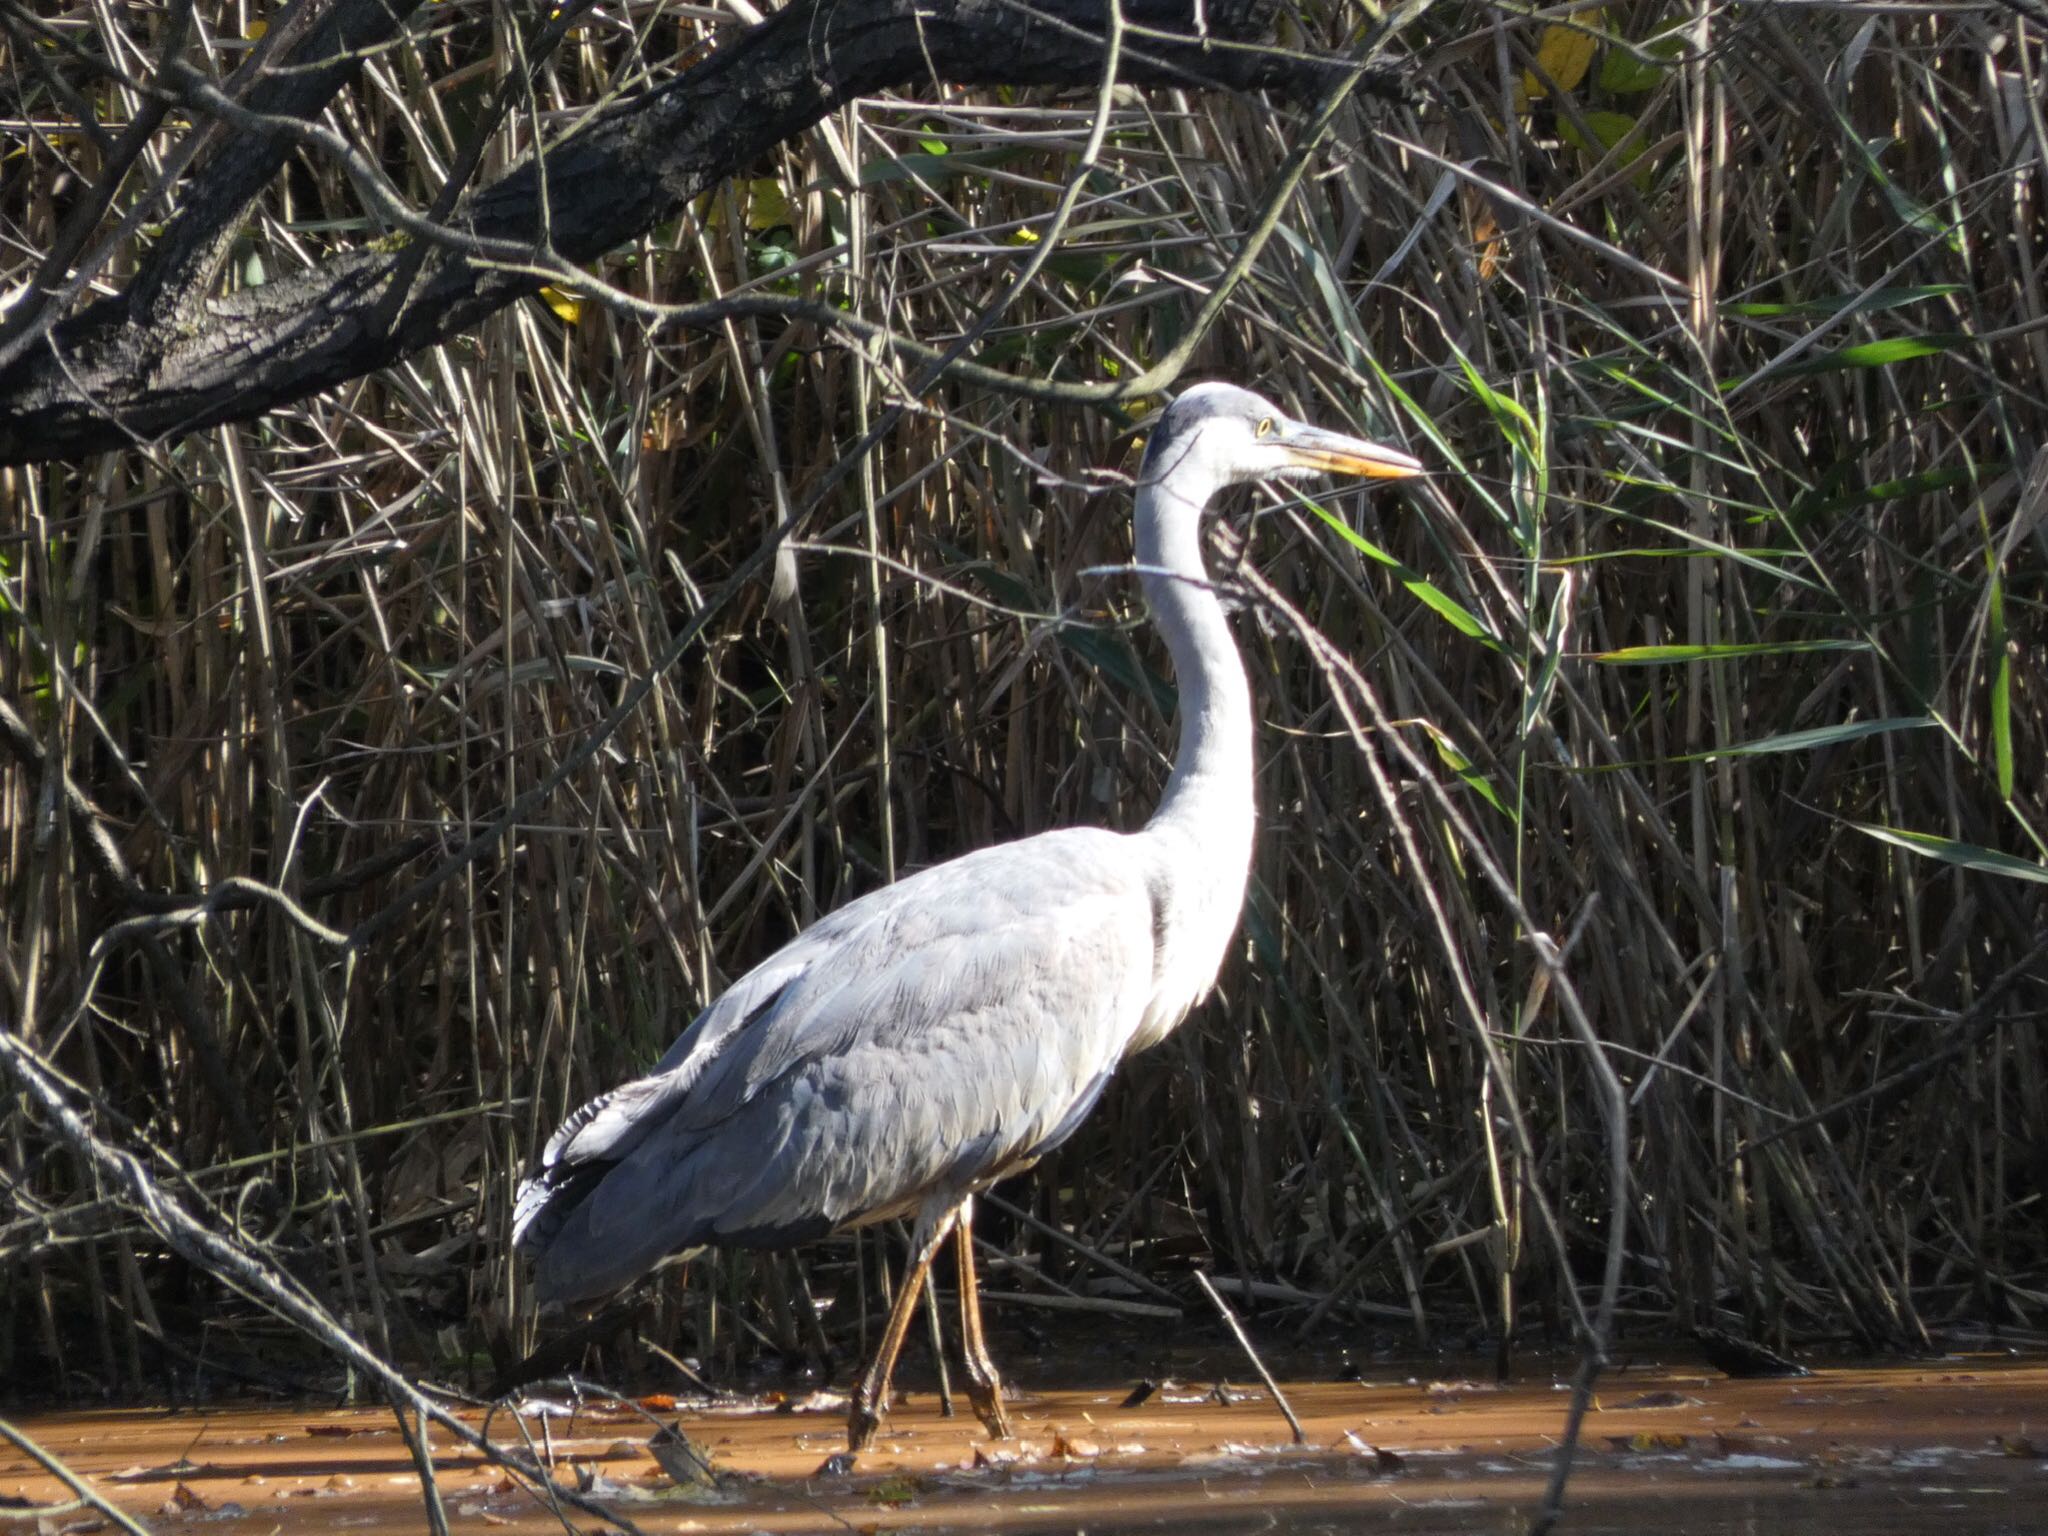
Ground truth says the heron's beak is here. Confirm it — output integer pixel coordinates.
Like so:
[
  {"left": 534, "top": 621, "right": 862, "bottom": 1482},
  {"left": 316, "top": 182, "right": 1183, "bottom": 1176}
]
[{"left": 1279, "top": 423, "right": 1424, "bottom": 481}]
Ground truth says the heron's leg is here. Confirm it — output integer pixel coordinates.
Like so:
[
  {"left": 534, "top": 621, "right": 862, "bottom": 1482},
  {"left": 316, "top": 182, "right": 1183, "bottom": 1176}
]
[
  {"left": 847, "top": 1203, "right": 958, "bottom": 1453},
  {"left": 953, "top": 1195, "right": 1013, "bottom": 1439}
]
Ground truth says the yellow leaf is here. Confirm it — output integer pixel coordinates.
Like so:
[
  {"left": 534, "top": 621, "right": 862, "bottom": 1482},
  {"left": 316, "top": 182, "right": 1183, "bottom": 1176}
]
[
  {"left": 1007, "top": 226, "right": 1042, "bottom": 245},
  {"left": 1524, "top": 12, "right": 1601, "bottom": 99},
  {"left": 746, "top": 178, "right": 793, "bottom": 231},
  {"left": 539, "top": 285, "right": 581, "bottom": 324},
  {"left": 1559, "top": 109, "right": 1654, "bottom": 191},
  {"left": 1631, "top": 1431, "right": 1690, "bottom": 1452},
  {"left": 245, "top": 17, "right": 267, "bottom": 38}
]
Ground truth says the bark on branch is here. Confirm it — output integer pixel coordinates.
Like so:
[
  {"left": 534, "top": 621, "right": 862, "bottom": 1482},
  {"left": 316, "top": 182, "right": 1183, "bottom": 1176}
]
[{"left": 0, "top": 0, "right": 1403, "bottom": 465}]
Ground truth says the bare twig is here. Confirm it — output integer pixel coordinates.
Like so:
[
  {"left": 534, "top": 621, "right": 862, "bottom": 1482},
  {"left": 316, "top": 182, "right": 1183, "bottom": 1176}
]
[{"left": 1193, "top": 1270, "right": 1306, "bottom": 1444}]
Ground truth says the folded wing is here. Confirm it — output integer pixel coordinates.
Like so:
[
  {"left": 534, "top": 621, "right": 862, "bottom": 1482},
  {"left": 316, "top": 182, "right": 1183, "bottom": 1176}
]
[{"left": 513, "top": 828, "right": 1158, "bottom": 1305}]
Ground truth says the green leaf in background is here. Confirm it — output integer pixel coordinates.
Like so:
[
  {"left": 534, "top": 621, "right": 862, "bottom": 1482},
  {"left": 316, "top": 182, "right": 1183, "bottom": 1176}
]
[
  {"left": 1727, "top": 284, "right": 1964, "bottom": 318},
  {"left": 746, "top": 178, "right": 793, "bottom": 231},
  {"left": 1446, "top": 342, "right": 1548, "bottom": 547},
  {"left": 1308, "top": 504, "right": 1501, "bottom": 649},
  {"left": 1452, "top": 348, "right": 1539, "bottom": 454},
  {"left": 1783, "top": 334, "right": 1966, "bottom": 373},
  {"left": 1853, "top": 134, "right": 1959, "bottom": 251},
  {"left": 963, "top": 548, "right": 1177, "bottom": 715},
  {"left": 1789, "top": 465, "right": 1980, "bottom": 523},
  {"left": 1271, "top": 223, "right": 1367, "bottom": 372},
  {"left": 1417, "top": 719, "right": 1514, "bottom": 822},
  {"left": 1593, "top": 639, "right": 1869, "bottom": 663},
  {"left": 1989, "top": 568, "right": 2013, "bottom": 800},
  {"left": 1588, "top": 510, "right": 1827, "bottom": 594},
  {"left": 753, "top": 237, "right": 798, "bottom": 275},
  {"left": 1558, "top": 109, "right": 1648, "bottom": 182},
  {"left": 1726, "top": 334, "right": 1967, "bottom": 390},
  {"left": 1597, "top": 23, "right": 1686, "bottom": 93},
  {"left": 1852, "top": 823, "right": 2048, "bottom": 885},
  {"left": 1362, "top": 350, "right": 1517, "bottom": 539},
  {"left": 1703, "top": 716, "right": 1932, "bottom": 759},
  {"left": 1060, "top": 623, "right": 1175, "bottom": 716},
  {"left": 1523, "top": 570, "right": 1573, "bottom": 756}
]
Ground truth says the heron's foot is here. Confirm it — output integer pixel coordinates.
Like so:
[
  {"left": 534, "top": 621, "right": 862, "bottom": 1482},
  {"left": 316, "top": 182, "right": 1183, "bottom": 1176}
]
[
  {"left": 970, "top": 1389, "right": 1013, "bottom": 1440},
  {"left": 964, "top": 1372, "right": 1012, "bottom": 1439},
  {"left": 846, "top": 1396, "right": 886, "bottom": 1452}
]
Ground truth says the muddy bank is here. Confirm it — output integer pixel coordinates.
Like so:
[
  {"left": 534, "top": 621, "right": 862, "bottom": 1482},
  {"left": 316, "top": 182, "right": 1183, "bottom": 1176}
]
[{"left": 5, "top": 1357, "right": 2046, "bottom": 1533}]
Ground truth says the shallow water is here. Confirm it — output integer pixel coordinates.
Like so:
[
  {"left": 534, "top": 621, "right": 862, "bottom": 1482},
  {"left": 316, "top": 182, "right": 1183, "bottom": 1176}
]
[{"left": 5, "top": 1357, "right": 2046, "bottom": 1533}]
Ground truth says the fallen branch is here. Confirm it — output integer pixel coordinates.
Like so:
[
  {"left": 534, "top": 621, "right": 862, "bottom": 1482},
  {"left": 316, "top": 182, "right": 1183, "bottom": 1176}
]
[{"left": 0, "top": 1026, "right": 651, "bottom": 1536}]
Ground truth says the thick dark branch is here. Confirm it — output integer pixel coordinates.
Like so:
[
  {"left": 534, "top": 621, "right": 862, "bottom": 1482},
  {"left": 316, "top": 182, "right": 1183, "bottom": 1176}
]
[
  {"left": 0, "top": 0, "right": 428, "bottom": 375},
  {"left": 0, "top": 0, "right": 1402, "bottom": 465},
  {"left": 130, "top": 0, "right": 434, "bottom": 321}
]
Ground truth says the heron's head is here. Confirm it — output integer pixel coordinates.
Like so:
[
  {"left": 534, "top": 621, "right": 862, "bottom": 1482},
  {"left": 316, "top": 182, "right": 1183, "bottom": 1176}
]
[{"left": 1141, "top": 382, "right": 1422, "bottom": 495}]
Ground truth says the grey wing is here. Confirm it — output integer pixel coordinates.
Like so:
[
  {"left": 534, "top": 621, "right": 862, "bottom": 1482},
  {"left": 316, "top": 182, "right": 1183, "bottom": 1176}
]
[
  {"left": 507, "top": 948, "right": 814, "bottom": 1253},
  {"left": 513, "top": 829, "right": 1158, "bottom": 1305}
]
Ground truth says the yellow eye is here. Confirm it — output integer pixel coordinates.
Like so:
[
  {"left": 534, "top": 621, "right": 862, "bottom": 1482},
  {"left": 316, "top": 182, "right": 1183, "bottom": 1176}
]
[{"left": 1255, "top": 417, "right": 1275, "bottom": 438}]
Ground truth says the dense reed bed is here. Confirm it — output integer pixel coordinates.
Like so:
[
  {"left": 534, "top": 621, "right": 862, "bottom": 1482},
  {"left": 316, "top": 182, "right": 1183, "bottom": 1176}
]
[{"left": 2, "top": 1, "right": 2043, "bottom": 1396}]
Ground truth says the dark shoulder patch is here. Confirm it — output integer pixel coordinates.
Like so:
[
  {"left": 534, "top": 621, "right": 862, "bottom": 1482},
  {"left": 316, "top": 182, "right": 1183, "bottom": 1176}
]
[{"left": 1140, "top": 401, "right": 1197, "bottom": 476}]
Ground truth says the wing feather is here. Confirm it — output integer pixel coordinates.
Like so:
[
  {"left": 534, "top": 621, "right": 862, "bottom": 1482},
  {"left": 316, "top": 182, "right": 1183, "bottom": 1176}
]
[{"left": 515, "top": 828, "right": 1159, "bottom": 1304}]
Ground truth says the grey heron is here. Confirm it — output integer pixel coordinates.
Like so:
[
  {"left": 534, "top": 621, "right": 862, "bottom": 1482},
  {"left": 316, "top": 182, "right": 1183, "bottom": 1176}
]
[{"left": 512, "top": 383, "right": 1421, "bottom": 1451}]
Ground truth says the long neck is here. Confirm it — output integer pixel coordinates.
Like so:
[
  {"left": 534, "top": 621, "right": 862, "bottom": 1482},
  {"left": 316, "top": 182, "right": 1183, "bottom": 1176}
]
[
  {"left": 1135, "top": 475, "right": 1254, "bottom": 841},
  {"left": 1121, "top": 462, "right": 1257, "bottom": 1053}
]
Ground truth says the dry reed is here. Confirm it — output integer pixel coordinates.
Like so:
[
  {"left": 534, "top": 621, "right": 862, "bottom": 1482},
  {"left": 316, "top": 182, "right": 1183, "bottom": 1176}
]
[{"left": 1, "top": 1, "right": 2044, "bottom": 1401}]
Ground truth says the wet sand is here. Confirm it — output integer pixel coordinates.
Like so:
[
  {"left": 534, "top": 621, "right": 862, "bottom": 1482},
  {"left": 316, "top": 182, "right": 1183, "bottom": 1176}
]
[{"left": 5, "top": 1357, "right": 2047, "bottom": 1533}]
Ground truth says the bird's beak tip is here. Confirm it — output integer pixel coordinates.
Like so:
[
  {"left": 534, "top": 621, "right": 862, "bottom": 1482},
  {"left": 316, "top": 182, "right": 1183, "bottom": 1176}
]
[
  {"left": 1350, "top": 447, "right": 1426, "bottom": 481},
  {"left": 1289, "top": 439, "right": 1425, "bottom": 482}
]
